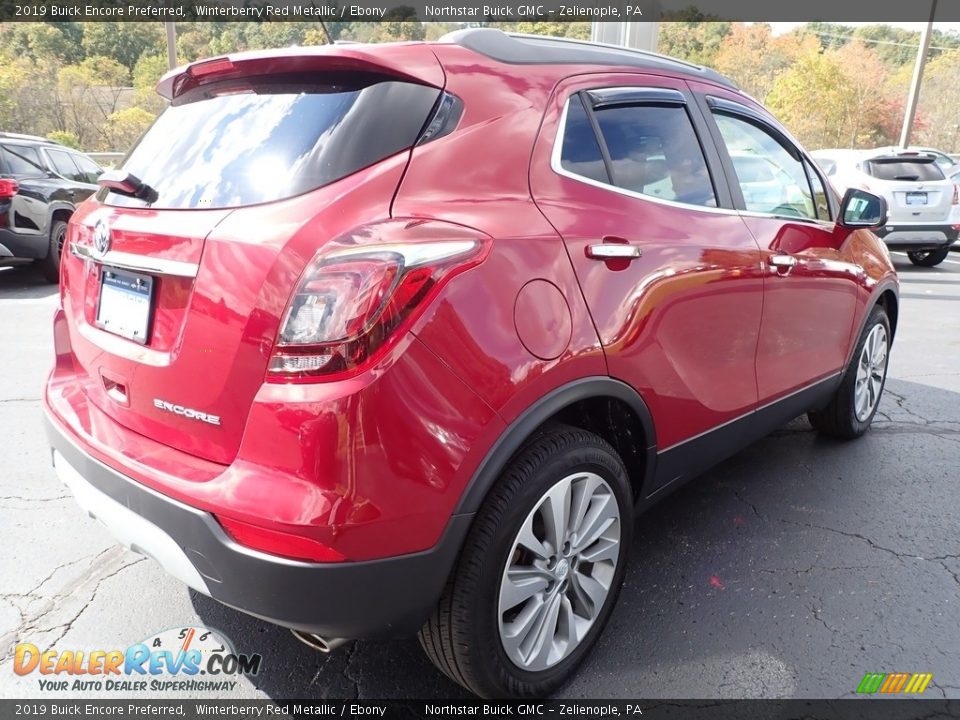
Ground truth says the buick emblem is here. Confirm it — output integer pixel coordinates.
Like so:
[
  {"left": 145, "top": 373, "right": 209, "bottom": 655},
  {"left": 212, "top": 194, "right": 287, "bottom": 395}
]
[{"left": 93, "top": 221, "right": 111, "bottom": 256}]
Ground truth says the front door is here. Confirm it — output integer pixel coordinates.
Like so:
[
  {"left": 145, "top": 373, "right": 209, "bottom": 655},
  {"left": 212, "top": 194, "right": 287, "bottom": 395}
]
[{"left": 692, "top": 85, "right": 861, "bottom": 404}]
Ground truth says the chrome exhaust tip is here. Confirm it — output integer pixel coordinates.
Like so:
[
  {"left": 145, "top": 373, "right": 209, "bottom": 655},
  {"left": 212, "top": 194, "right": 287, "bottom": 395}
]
[{"left": 291, "top": 629, "right": 351, "bottom": 653}]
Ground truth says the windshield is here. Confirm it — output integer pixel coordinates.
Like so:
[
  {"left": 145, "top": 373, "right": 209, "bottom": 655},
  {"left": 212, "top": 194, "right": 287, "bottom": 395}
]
[{"left": 104, "top": 78, "right": 439, "bottom": 210}]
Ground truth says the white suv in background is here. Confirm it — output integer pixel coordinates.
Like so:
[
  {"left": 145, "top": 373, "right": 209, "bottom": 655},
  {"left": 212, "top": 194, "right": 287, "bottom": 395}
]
[{"left": 813, "top": 148, "right": 958, "bottom": 267}]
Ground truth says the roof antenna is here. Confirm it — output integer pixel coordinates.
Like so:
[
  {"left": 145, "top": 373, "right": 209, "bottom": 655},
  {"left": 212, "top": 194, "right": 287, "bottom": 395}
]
[{"left": 319, "top": 21, "right": 333, "bottom": 45}]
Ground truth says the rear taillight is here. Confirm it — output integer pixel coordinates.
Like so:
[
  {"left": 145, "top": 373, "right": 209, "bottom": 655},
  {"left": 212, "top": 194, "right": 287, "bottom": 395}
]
[
  {"left": 269, "top": 220, "right": 489, "bottom": 382},
  {"left": 0, "top": 179, "right": 19, "bottom": 199}
]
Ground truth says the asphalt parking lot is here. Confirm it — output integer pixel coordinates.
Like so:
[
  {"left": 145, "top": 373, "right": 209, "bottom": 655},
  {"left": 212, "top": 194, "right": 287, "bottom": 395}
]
[{"left": 1, "top": 250, "right": 959, "bottom": 701}]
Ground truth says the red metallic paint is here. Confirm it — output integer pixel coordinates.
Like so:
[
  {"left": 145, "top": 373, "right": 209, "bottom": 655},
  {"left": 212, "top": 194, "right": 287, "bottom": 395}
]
[{"left": 45, "top": 40, "right": 898, "bottom": 567}]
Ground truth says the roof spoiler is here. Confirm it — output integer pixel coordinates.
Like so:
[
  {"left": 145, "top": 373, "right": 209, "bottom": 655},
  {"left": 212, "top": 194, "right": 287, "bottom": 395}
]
[
  {"left": 868, "top": 154, "right": 937, "bottom": 164},
  {"left": 156, "top": 45, "right": 444, "bottom": 102}
]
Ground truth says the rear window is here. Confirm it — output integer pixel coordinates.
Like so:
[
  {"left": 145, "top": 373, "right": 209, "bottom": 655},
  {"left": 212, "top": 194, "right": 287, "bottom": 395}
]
[
  {"left": 866, "top": 159, "right": 944, "bottom": 182},
  {"left": 104, "top": 77, "right": 440, "bottom": 210}
]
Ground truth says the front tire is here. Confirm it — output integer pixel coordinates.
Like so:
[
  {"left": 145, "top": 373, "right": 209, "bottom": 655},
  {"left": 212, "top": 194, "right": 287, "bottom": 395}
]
[
  {"left": 40, "top": 219, "right": 68, "bottom": 283},
  {"left": 419, "top": 426, "right": 633, "bottom": 698},
  {"left": 907, "top": 248, "right": 950, "bottom": 267},
  {"left": 808, "top": 305, "right": 891, "bottom": 439}
]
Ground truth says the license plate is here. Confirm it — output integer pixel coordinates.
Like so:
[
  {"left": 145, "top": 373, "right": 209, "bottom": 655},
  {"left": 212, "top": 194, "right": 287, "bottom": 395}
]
[
  {"left": 906, "top": 192, "right": 928, "bottom": 206},
  {"left": 95, "top": 268, "right": 154, "bottom": 344}
]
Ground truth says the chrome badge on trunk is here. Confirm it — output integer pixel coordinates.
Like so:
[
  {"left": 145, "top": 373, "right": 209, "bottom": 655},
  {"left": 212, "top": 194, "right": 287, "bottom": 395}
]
[{"left": 153, "top": 398, "right": 221, "bottom": 426}]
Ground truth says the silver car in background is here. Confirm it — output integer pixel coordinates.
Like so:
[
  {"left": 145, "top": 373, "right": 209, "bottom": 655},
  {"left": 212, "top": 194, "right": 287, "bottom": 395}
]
[{"left": 813, "top": 148, "right": 957, "bottom": 267}]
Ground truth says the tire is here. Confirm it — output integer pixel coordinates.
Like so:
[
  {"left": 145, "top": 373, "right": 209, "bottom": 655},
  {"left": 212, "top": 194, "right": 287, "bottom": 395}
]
[
  {"left": 808, "top": 305, "right": 891, "bottom": 439},
  {"left": 419, "top": 426, "right": 633, "bottom": 698},
  {"left": 40, "top": 219, "right": 68, "bottom": 283},
  {"left": 907, "top": 248, "right": 950, "bottom": 267}
]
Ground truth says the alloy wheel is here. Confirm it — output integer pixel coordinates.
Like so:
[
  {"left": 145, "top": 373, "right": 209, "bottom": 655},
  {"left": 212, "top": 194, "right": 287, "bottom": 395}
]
[
  {"left": 498, "top": 471, "right": 621, "bottom": 671},
  {"left": 854, "top": 323, "right": 888, "bottom": 422}
]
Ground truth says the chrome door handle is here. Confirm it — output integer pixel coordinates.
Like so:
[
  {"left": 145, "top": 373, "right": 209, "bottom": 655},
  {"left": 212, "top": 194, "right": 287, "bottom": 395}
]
[
  {"left": 769, "top": 255, "right": 798, "bottom": 272},
  {"left": 586, "top": 244, "right": 643, "bottom": 260}
]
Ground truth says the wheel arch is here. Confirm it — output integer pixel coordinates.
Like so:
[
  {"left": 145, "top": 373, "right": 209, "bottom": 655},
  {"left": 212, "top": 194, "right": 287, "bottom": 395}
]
[
  {"left": 455, "top": 377, "right": 657, "bottom": 515},
  {"left": 877, "top": 287, "right": 899, "bottom": 339}
]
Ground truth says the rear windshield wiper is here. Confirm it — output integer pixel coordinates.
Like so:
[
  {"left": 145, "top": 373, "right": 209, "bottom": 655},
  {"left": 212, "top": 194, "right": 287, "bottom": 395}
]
[
  {"left": 893, "top": 175, "right": 920, "bottom": 181},
  {"left": 98, "top": 170, "right": 159, "bottom": 203}
]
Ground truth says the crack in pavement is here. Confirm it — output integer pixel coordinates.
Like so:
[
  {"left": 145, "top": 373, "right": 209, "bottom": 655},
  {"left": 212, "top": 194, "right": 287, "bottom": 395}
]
[
  {"left": 341, "top": 641, "right": 362, "bottom": 700},
  {"left": 0, "top": 494, "right": 70, "bottom": 505},
  {"left": 0, "top": 545, "right": 145, "bottom": 664},
  {"left": 757, "top": 564, "right": 878, "bottom": 577}
]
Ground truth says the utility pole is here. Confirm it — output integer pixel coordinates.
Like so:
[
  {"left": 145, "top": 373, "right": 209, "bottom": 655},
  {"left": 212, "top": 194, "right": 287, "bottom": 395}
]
[
  {"left": 591, "top": 21, "right": 660, "bottom": 52},
  {"left": 165, "top": 22, "right": 178, "bottom": 71},
  {"left": 899, "top": 0, "right": 938, "bottom": 148}
]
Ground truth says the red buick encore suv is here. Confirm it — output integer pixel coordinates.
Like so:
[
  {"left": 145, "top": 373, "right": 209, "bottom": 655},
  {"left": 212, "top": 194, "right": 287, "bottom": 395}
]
[{"left": 44, "top": 29, "right": 899, "bottom": 697}]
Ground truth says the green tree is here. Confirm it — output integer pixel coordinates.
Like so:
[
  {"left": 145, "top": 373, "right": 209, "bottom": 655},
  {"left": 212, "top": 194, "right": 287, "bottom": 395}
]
[
  {"left": 657, "top": 21, "right": 730, "bottom": 66},
  {"left": 47, "top": 131, "right": 81, "bottom": 149},
  {"left": 766, "top": 47, "right": 850, "bottom": 149},
  {"left": 103, "top": 107, "right": 155, "bottom": 153},
  {"left": 81, "top": 22, "right": 164, "bottom": 72}
]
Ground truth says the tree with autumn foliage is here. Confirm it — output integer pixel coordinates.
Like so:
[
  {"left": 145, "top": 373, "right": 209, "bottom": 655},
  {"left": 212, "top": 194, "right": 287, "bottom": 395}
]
[{"left": 713, "top": 24, "right": 817, "bottom": 103}]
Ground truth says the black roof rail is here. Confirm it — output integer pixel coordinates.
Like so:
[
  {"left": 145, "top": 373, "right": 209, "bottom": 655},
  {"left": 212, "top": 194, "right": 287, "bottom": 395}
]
[{"left": 440, "top": 28, "right": 737, "bottom": 90}]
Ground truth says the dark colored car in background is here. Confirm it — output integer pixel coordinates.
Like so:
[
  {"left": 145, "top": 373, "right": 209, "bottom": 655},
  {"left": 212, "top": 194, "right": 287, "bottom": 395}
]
[
  {"left": 0, "top": 133, "right": 103, "bottom": 281},
  {"left": 45, "top": 30, "right": 899, "bottom": 698}
]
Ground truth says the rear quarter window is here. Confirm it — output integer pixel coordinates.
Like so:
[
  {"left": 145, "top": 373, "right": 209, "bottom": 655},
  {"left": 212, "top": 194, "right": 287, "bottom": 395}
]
[
  {"left": 2, "top": 144, "right": 45, "bottom": 177},
  {"left": 104, "top": 76, "right": 441, "bottom": 210}
]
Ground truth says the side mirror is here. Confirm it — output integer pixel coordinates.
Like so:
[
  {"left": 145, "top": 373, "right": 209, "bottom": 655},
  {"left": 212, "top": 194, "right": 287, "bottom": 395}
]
[{"left": 838, "top": 188, "right": 887, "bottom": 230}]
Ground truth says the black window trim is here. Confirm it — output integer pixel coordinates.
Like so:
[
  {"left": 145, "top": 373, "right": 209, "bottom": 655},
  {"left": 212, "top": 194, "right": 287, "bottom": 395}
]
[
  {"left": 584, "top": 87, "right": 686, "bottom": 111},
  {"left": 550, "top": 84, "right": 736, "bottom": 215},
  {"left": 699, "top": 94, "right": 837, "bottom": 228},
  {"left": 41, "top": 147, "right": 86, "bottom": 184}
]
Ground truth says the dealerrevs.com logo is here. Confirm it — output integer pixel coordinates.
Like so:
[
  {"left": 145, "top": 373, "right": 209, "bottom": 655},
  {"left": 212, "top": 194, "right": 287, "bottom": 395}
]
[{"left": 14, "top": 626, "right": 262, "bottom": 693}]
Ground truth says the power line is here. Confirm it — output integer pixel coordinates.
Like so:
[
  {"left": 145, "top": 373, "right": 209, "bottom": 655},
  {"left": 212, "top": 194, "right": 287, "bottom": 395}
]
[{"left": 806, "top": 30, "right": 959, "bottom": 53}]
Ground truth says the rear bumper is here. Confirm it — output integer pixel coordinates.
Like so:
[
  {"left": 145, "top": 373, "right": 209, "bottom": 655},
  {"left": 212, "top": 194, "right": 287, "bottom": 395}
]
[
  {"left": 875, "top": 224, "right": 958, "bottom": 250},
  {"left": 45, "top": 410, "right": 471, "bottom": 638},
  {"left": 0, "top": 227, "right": 46, "bottom": 260}
]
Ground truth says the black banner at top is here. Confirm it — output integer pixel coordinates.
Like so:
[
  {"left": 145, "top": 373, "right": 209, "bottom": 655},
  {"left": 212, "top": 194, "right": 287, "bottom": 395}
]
[{"left": 0, "top": 0, "right": 958, "bottom": 22}]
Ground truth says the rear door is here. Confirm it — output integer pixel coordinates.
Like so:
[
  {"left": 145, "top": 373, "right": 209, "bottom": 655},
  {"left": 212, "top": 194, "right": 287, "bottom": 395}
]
[
  {"left": 693, "top": 86, "right": 859, "bottom": 404},
  {"left": 530, "top": 73, "right": 765, "bottom": 473}
]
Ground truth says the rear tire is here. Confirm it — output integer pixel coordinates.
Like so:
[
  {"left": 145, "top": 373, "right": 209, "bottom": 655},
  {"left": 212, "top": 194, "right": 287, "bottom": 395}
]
[
  {"left": 907, "top": 248, "right": 950, "bottom": 267},
  {"left": 419, "top": 426, "right": 633, "bottom": 698},
  {"left": 40, "top": 219, "right": 68, "bottom": 283},
  {"left": 808, "top": 305, "right": 891, "bottom": 439}
]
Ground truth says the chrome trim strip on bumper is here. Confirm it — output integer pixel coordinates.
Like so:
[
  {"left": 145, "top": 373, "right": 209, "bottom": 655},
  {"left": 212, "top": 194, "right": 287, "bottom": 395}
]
[{"left": 70, "top": 242, "right": 199, "bottom": 278}]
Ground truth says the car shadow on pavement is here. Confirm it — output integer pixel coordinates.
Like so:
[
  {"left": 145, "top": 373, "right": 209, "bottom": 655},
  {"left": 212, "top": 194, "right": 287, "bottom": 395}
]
[
  {"left": 0, "top": 266, "right": 58, "bottom": 299},
  {"left": 192, "top": 377, "right": 960, "bottom": 700}
]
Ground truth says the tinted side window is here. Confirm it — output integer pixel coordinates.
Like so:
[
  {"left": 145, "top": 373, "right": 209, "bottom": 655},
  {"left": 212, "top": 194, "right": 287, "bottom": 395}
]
[
  {"left": 72, "top": 154, "right": 102, "bottom": 184},
  {"left": 47, "top": 149, "right": 84, "bottom": 182},
  {"left": 594, "top": 104, "right": 716, "bottom": 207},
  {"left": 2, "top": 144, "right": 44, "bottom": 176},
  {"left": 559, "top": 95, "right": 609, "bottom": 184},
  {"left": 714, "top": 113, "right": 815, "bottom": 219},
  {"left": 804, "top": 160, "right": 831, "bottom": 221}
]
